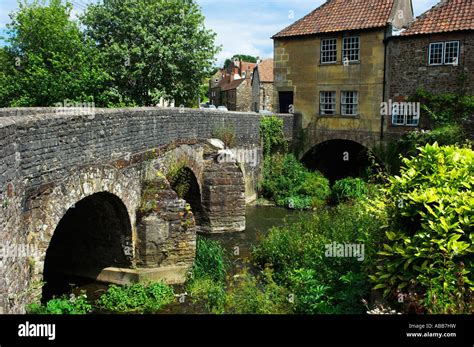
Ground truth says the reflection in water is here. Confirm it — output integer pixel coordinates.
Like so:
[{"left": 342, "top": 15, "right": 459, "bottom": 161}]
[{"left": 209, "top": 205, "right": 303, "bottom": 263}]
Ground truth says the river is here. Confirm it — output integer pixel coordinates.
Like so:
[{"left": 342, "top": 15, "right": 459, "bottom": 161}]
[{"left": 71, "top": 205, "right": 303, "bottom": 313}]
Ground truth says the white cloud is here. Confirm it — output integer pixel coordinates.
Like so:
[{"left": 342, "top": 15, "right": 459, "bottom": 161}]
[{"left": 0, "top": 0, "right": 441, "bottom": 61}]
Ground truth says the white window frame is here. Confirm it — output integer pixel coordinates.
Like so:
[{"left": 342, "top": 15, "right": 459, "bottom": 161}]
[
  {"left": 429, "top": 42, "right": 444, "bottom": 66},
  {"left": 343, "top": 36, "right": 360, "bottom": 62},
  {"left": 444, "top": 41, "right": 460, "bottom": 65},
  {"left": 429, "top": 41, "right": 460, "bottom": 66},
  {"left": 321, "top": 38, "right": 337, "bottom": 64},
  {"left": 391, "top": 104, "right": 404, "bottom": 125},
  {"left": 341, "top": 91, "right": 359, "bottom": 116},
  {"left": 391, "top": 104, "right": 419, "bottom": 127},
  {"left": 320, "top": 91, "right": 336, "bottom": 115}
]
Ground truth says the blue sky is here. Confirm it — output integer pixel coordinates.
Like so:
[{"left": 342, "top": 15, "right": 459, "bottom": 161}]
[{"left": 0, "top": 0, "right": 439, "bottom": 65}]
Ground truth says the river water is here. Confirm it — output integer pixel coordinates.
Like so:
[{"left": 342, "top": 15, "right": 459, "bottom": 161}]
[
  {"left": 71, "top": 205, "right": 303, "bottom": 312},
  {"left": 208, "top": 205, "right": 303, "bottom": 274},
  {"left": 159, "top": 205, "right": 303, "bottom": 314}
]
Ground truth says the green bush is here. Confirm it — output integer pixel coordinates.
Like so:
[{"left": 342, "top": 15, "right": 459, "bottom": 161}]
[
  {"left": 372, "top": 124, "right": 468, "bottom": 176},
  {"left": 27, "top": 293, "right": 92, "bottom": 315},
  {"left": 252, "top": 198, "right": 387, "bottom": 314},
  {"left": 372, "top": 143, "right": 473, "bottom": 314},
  {"left": 186, "top": 236, "right": 229, "bottom": 313},
  {"left": 286, "top": 268, "right": 333, "bottom": 314},
  {"left": 398, "top": 124, "right": 467, "bottom": 159},
  {"left": 225, "top": 269, "right": 292, "bottom": 314},
  {"left": 262, "top": 154, "right": 331, "bottom": 209},
  {"left": 186, "top": 277, "right": 227, "bottom": 314},
  {"left": 189, "top": 236, "right": 228, "bottom": 283},
  {"left": 332, "top": 177, "right": 368, "bottom": 203},
  {"left": 96, "top": 282, "right": 174, "bottom": 313},
  {"left": 260, "top": 116, "right": 288, "bottom": 157},
  {"left": 410, "top": 88, "right": 474, "bottom": 126}
]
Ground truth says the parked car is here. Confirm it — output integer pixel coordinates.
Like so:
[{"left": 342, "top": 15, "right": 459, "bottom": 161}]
[
  {"left": 258, "top": 109, "right": 273, "bottom": 115},
  {"left": 208, "top": 105, "right": 217, "bottom": 110},
  {"left": 217, "top": 106, "right": 228, "bottom": 112}
]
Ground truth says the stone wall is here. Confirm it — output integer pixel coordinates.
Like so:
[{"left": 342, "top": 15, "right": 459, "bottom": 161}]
[
  {"left": 261, "top": 82, "right": 274, "bottom": 112},
  {"left": 385, "top": 31, "right": 474, "bottom": 134},
  {"left": 386, "top": 32, "right": 474, "bottom": 99},
  {"left": 0, "top": 107, "right": 295, "bottom": 313},
  {"left": 236, "top": 79, "right": 253, "bottom": 112},
  {"left": 273, "top": 29, "right": 386, "bottom": 134}
]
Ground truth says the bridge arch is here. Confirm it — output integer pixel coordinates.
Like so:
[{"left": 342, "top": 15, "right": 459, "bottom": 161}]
[
  {"left": 168, "top": 166, "right": 209, "bottom": 228},
  {"left": 301, "top": 139, "right": 377, "bottom": 182},
  {"left": 42, "top": 191, "right": 133, "bottom": 300},
  {"left": 155, "top": 142, "right": 246, "bottom": 233},
  {"left": 27, "top": 166, "right": 142, "bottom": 291}
]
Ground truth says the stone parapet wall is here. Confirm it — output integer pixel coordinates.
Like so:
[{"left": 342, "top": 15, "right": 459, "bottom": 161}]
[{"left": 0, "top": 107, "right": 295, "bottom": 313}]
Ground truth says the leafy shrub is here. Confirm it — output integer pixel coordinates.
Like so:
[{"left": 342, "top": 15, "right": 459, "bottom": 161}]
[
  {"left": 372, "top": 143, "right": 473, "bottom": 314},
  {"left": 212, "top": 126, "right": 236, "bottom": 148},
  {"left": 225, "top": 269, "right": 292, "bottom": 314},
  {"left": 332, "top": 177, "right": 368, "bottom": 203},
  {"left": 286, "top": 268, "right": 333, "bottom": 314},
  {"left": 186, "top": 277, "right": 227, "bottom": 314},
  {"left": 410, "top": 88, "right": 474, "bottom": 126},
  {"left": 252, "top": 198, "right": 387, "bottom": 314},
  {"left": 262, "top": 154, "right": 331, "bottom": 209},
  {"left": 282, "top": 196, "right": 313, "bottom": 210},
  {"left": 260, "top": 116, "right": 288, "bottom": 157},
  {"left": 97, "top": 282, "right": 174, "bottom": 313},
  {"left": 27, "top": 293, "right": 92, "bottom": 315},
  {"left": 373, "top": 124, "right": 468, "bottom": 176},
  {"left": 398, "top": 124, "right": 467, "bottom": 159}
]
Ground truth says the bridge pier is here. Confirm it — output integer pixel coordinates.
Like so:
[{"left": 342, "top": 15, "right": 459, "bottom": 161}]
[{"left": 0, "top": 107, "right": 288, "bottom": 313}]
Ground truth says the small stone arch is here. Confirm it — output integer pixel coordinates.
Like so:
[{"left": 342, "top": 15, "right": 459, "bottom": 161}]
[
  {"left": 300, "top": 130, "right": 380, "bottom": 160},
  {"left": 152, "top": 142, "right": 246, "bottom": 233},
  {"left": 301, "top": 138, "right": 378, "bottom": 182},
  {"left": 26, "top": 166, "right": 142, "bottom": 287},
  {"left": 42, "top": 191, "right": 133, "bottom": 300}
]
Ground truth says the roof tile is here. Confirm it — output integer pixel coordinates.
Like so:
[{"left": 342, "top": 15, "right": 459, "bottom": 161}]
[
  {"left": 273, "top": 0, "right": 394, "bottom": 38},
  {"left": 256, "top": 59, "right": 274, "bottom": 82},
  {"left": 401, "top": 0, "right": 473, "bottom": 36}
]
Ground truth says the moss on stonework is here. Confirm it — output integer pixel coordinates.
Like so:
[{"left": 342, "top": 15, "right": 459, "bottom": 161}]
[{"left": 139, "top": 178, "right": 170, "bottom": 216}]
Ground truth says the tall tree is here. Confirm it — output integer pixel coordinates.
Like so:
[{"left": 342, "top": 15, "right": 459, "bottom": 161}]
[
  {"left": 81, "top": 0, "right": 220, "bottom": 106},
  {"left": 1, "top": 0, "right": 111, "bottom": 107}
]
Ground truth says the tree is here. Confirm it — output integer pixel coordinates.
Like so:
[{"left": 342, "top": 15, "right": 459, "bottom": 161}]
[
  {"left": 80, "top": 0, "right": 220, "bottom": 106},
  {"left": 224, "top": 54, "right": 258, "bottom": 69},
  {"left": 1, "top": 0, "right": 112, "bottom": 107}
]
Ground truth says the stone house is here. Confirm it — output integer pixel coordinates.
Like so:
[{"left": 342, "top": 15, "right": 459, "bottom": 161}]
[
  {"left": 272, "top": 0, "right": 414, "bottom": 142},
  {"left": 209, "top": 69, "right": 223, "bottom": 106},
  {"left": 251, "top": 59, "right": 274, "bottom": 112},
  {"left": 209, "top": 59, "right": 256, "bottom": 111},
  {"left": 385, "top": 0, "right": 474, "bottom": 133}
]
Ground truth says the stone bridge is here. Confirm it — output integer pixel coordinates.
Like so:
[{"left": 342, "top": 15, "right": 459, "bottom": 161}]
[{"left": 0, "top": 107, "right": 294, "bottom": 313}]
